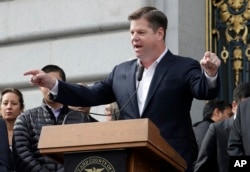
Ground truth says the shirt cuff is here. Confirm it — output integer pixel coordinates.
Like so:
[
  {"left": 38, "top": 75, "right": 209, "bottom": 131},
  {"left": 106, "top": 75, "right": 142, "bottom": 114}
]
[
  {"left": 205, "top": 71, "right": 218, "bottom": 88},
  {"left": 50, "top": 79, "right": 59, "bottom": 96}
]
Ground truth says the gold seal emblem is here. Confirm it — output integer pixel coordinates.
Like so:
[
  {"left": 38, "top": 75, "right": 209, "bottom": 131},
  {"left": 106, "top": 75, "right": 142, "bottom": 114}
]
[{"left": 74, "top": 156, "right": 115, "bottom": 172}]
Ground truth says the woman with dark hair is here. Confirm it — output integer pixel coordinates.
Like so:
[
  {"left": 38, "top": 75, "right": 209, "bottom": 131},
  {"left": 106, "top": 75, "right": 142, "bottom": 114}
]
[
  {"left": 0, "top": 118, "right": 10, "bottom": 172},
  {"left": 0, "top": 88, "right": 24, "bottom": 172}
]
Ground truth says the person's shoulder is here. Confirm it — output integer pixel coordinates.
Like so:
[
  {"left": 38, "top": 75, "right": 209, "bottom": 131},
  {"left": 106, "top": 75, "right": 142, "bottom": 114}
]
[
  {"left": 15, "top": 106, "right": 45, "bottom": 126},
  {"left": 110, "top": 59, "right": 137, "bottom": 73},
  {"left": 169, "top": 50, "right": 198, "bottom": 62},
  {"left": 0, "top": 117, "right": 5, "bottom": 123},
  {"left": 240, "top": 97, "right": 250, "bottom": 106},
  {"left": 214, "top": 118, "right": 227, "bottom": 126},
  {"left": 193, "top": 119, "right": 212, "bottom": 127},
  {"left": 169, "top": 54, "right": 199, "bottom": 69},
  {"left": 237, "top": 97, "right": 250, "bottom": 117},
  {"left": 213, "top": 117, "right": 234, "bottom": 130},
  {"left": 193, "top": 120, "right": 202, "bottom": 127},
  {"left": 117, "top": 58, "right": 137, "bottom": 67},
  {"left": 207, "top": 121, "right": 220, "bottom": 134},
  {"left": 25, "top": 105, "right": 43, "bottom": 112},
  {"left": 22, "top": 106, "right": 44, "bottom": 117},
  {"left": 0, "top": 118, "right": 6, "bottom": 126}
]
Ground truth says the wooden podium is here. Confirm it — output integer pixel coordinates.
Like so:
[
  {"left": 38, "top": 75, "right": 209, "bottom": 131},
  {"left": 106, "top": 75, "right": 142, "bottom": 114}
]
[{"left": 38, "top": 118, "right": 186, "bottom": 172}]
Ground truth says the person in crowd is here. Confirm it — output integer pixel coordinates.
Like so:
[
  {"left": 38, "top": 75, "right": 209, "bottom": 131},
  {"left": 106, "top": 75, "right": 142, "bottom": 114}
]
[
  {"left": 0, "top": 118, "right": 11, "bottom": 172},
  {"left": 194, "top": 82, "right": 250, "bottom": 172},
  {"left": 104, "top": 102, "right": 119, "bottom": 121},
  {"left": 23, "top": 6, "right": 221, "bottom": 172},
  {"left": 192, "top": 99, "right": 233, "bottom": 150},
  {"left": 0, "top": 88, "right": 25, "bottom": 172},
  {"left": 228, "top": 84, "right": 250, "bottom": 156},
  {"left": 0, "top": 88, "right": 24, "bottom": 150},
  {"left": 12, "top": 65, "right": 96, "bottom": 172}
]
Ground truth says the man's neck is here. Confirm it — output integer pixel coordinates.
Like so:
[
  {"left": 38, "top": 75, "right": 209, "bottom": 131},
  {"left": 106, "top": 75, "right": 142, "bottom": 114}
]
[
  {"left": 45, "top": 100, "right": 63, "bottom": 110},
  {"left": 140, "top": 47, "right": 167, "bottom": 69}
]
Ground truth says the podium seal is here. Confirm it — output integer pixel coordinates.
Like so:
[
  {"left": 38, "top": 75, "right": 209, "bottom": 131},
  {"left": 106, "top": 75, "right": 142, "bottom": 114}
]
[{"left": 74, "top": 156, "right": 115, "bottom": 172}]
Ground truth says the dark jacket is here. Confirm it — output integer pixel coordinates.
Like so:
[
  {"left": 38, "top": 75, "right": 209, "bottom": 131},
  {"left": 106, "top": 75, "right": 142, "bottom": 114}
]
[
  {"left": 194, "top": 117, "right": 234, "bottom": 172},
  {"left": 0, "top": 118, "right": 10, "bottom": 172},
  {"left": 52, "top": 50, "right": 220, "bottom": 172},
  {"left": 12, "top": 102, "right": 97, "bottom": 172},
  {"left": 193, "top": 118, "right": 215, "bottom": 150},
  {"left": 228, "top": 97, "right": 250, "bottom": 156}
]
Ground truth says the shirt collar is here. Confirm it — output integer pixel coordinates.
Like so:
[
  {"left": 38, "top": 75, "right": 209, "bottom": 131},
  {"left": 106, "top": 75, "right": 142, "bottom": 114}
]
[
  {"left": 137, "top": 48, "right": 168, "bottom": 66},
  {"left": 46, "top": 104, "right": 63, "bottom": 113}
]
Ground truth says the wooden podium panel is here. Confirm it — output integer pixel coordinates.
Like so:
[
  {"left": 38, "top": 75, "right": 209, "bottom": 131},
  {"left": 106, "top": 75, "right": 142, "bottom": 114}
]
[{"left": 38, "top": 118, "right": 186, "bottom": 172}]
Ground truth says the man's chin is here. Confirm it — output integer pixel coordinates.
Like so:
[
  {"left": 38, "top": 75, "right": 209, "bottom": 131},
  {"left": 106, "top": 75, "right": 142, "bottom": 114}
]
[{"left": 135, "top": 54, "right": 143, "bottom": 59}]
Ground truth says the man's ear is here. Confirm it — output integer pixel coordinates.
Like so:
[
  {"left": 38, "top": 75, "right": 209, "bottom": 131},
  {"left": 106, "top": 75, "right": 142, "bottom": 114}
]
[
  {"left": 157, "top": 27, "right": 164, "bottom": 40},
  {"left": 213, "top": 108, "right": 220, "bottom": 117}
]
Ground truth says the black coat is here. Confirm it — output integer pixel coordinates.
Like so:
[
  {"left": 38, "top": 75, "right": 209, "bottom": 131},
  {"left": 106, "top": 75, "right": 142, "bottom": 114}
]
[
  {"left": 193, "top": 118, "right": 215, "bottom": 150},
  {"left": 0, "top": 118, "right": 10, "bottom": 172}
]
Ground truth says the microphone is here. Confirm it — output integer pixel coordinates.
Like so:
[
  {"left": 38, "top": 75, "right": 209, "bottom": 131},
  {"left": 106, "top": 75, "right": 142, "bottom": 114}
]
[
  {"left": 137, "top": 65, "right": 144, "bottom": 81},
  {"left": 89, "top": 65, "right": 145, "bottom": 118}
]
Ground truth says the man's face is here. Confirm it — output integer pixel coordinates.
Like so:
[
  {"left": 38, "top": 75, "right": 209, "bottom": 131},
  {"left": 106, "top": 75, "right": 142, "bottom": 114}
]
[{"left": 130, "top": 18, "right": 163, "bottom": 60}]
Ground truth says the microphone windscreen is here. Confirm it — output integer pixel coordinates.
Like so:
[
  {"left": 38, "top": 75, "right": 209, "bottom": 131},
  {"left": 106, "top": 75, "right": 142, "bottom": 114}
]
[{"left": 137, "top": 65, "right": 144, "bottom": 81}]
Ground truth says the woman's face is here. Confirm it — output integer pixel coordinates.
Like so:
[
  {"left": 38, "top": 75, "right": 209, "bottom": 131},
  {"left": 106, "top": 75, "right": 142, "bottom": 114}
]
[{"left": 1, "top": 92, "right": 23, "bottom": 122}]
